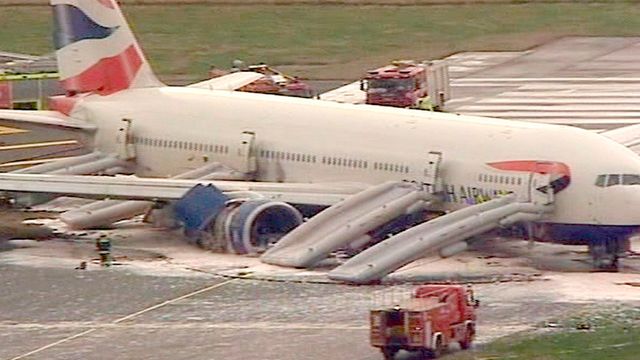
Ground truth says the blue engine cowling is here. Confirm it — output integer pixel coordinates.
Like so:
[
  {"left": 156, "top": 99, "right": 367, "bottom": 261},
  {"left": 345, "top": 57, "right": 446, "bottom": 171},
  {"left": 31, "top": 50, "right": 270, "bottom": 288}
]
[{"left": 213, "top": 200, "right": 303, "bottom": 255}]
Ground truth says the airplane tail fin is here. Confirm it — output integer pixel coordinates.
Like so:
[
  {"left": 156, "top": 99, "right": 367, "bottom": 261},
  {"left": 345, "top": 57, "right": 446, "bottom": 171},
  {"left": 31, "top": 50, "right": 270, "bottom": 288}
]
[{"left": 52, "top": 0, "right": 163, "bottom": 95}]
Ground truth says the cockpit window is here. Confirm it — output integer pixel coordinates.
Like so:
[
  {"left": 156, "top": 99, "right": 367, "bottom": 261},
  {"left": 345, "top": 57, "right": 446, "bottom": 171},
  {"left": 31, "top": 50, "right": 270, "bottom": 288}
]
[
  {"left": 623, "top": 174, "right": 640, "bottom": 185},
  {"left": 596, "top": 174, "right": 640, "bottom": 187}
]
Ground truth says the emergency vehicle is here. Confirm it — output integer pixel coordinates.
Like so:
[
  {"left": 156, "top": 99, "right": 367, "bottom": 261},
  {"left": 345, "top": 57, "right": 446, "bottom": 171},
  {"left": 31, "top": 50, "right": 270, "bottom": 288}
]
[
  {"left": 360, "top": 60, "right": 450, "bottom": 110},
  {"left": 238, "top": 64, "right": 315, "bottom": 98},
  {"left": 370, "top": 285, "right": 478, "bottom": 359}
]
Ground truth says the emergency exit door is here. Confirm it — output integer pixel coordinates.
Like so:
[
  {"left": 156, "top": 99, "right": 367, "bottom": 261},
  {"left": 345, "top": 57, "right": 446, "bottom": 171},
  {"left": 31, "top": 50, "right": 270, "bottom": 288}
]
[
  {"left": 238, "top": 131, "right": 257, "bottom": 174},
  {"left": 529, "top": 172, "right": 553, "bottom": 205},
  {"left": 424, "top": 151, "right": 442, "bottom": 192}
]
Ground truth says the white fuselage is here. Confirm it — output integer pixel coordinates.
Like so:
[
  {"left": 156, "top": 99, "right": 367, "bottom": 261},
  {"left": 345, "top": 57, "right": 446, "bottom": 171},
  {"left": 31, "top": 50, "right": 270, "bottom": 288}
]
[{"left": 72, "top": 86, "right": 640, "bottom": 227}]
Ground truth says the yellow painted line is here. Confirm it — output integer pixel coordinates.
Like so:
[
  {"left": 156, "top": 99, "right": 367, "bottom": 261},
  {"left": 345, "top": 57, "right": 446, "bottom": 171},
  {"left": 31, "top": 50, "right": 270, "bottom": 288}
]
[
  {"left": 0, "top": 72, "right": 59, "bottom": 81},
  {"left": 9, "top": 279, "right": 237, "bottom": 360},
  {"left": 0, "top": 125, "right": 28, "bottom": 135},
  {"left": 0, "top": 157, "right": 74, "bottom": 168},
  {"left": 0, "top": 139, "right": 78, "bottom": 151}
]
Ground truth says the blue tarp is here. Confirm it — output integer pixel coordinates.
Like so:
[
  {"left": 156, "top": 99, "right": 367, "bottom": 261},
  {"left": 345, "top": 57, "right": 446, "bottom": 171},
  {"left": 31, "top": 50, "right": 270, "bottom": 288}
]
[{"left": 173, "top": 184, "right": 229, "bottom": 232}]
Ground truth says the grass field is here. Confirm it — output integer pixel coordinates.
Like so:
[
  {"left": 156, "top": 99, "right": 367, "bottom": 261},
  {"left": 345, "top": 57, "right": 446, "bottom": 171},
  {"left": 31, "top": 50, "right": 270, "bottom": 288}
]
[
  {"left": 447, "top": 327, "right": 640, "bottom": 360},
  {"left": 445, "top": 308, "right": 640, "bottom": 360},
  {"left": 2, "top": 3, "right": 640, "bottom": 81}
]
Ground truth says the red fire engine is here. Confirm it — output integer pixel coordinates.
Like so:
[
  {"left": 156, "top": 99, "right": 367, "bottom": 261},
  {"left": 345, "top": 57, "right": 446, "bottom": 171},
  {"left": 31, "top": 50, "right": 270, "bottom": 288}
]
[
  {"left": 370, "top": 285, "right": 478, "bottom": 359},
  {"left": 238, "top": 64, "right": 315, "bottom": 98},
  {"left": 360, "top": 60, "right": 449, "bottom": 110}
]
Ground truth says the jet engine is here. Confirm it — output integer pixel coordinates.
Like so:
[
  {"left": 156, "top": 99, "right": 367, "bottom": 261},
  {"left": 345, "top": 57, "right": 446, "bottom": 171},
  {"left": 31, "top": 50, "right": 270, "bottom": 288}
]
[{"left": 210, "top": 199, "right": 303, "bottom": 254}]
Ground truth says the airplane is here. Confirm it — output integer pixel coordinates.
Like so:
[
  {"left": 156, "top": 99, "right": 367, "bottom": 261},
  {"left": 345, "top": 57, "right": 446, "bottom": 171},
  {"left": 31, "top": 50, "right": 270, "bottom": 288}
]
[{"left": 0, "top": 0, "right": 639, "bottom": 282}]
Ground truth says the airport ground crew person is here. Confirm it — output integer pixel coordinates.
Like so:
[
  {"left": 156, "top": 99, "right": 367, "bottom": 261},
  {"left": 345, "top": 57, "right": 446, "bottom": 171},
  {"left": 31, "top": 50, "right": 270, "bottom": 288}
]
[
  {"left": 96, "top": 236, "right": 112, "bottom": 267},
  {"left": 416, "top": 96, "right": 435, "bottom": 111}
]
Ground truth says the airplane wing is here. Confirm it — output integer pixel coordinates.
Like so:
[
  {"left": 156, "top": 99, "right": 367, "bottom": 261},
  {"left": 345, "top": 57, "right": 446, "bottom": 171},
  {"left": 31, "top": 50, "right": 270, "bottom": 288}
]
[
  {"left": 0, "top": 173, "right": 368, "bottom": 206},
  {"left": 600, "top": 124, "right": 640, "bottom": 154},
  {"left": 0, "top": 110, "right": 96, "bottom": 171},
  {"left": 319, "top": 81, "right": 366, "bottom": 104},
  {"left": 0, "top": 110, "right": 96, "bottom": 131},
  {"left": 187, "top": 72, "right": 265, "bottom": 91}
]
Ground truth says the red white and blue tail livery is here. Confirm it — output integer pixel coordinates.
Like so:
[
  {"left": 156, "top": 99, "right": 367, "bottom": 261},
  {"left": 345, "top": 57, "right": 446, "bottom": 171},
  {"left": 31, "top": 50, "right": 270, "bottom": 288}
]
[{"left": 52, "top": 0, "right": 162, "bottom": 95}]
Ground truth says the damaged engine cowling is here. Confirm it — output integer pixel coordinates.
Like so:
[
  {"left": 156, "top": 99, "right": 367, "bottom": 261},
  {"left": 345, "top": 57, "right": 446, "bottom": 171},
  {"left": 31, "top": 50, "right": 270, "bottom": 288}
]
[{"left": 200, "top": 199, "right": 304, "bottom": 255}]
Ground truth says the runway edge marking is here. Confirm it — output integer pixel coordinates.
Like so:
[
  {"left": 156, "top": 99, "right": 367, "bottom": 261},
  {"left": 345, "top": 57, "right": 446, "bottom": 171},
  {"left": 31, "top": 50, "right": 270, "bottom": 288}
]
[{"left": 8, "top": 279, "right": 236, "bottom": 360}]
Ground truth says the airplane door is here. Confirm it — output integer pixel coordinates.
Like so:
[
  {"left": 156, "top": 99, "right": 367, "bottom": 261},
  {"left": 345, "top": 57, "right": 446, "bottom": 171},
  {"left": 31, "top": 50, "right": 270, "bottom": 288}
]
[
  {"left": 238, "top": 131, "right": 257, "bottom": 174},
  {"left": 424, "top": 151, "right": 442, "bottom": 192},
  {"left": 529, "top": 172, "right": 553, "bottom": 205},
  {"left": 116, "top": 118, "right": 135, "bottom": 160}
]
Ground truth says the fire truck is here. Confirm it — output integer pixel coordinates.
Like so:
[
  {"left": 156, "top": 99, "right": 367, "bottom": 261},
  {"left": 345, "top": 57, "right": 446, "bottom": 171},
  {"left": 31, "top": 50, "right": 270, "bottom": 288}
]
[
  {"left": 238, "top": 64, "right": 315, "bottom": 98},
  {"left": 360, "top": 60, "right": 450, "bottom": 110},
  {"left": 370, "top": 285, "right": 478, "bottom": 359}
]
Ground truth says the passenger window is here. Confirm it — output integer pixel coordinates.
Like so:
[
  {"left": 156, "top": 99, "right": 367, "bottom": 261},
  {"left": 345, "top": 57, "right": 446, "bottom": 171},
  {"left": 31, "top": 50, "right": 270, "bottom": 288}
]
[{"left": 607, "top": 174, "right": 621, "bottom": 186}]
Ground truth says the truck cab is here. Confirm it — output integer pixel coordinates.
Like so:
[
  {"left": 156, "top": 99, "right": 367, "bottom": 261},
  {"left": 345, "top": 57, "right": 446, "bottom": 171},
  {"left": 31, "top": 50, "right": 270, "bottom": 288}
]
[
  {"left": 361, "top": 60, "right": 450, "bottom": 110},
  {"left": 362, "top": 63, "right": 428, "bottom": 108}
]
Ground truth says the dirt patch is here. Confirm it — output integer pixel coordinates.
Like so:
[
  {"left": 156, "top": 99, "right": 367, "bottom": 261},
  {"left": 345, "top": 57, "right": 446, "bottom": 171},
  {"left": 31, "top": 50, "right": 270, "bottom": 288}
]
[{"left": 0, "top": 210, "right": 56, "bottom": 242}]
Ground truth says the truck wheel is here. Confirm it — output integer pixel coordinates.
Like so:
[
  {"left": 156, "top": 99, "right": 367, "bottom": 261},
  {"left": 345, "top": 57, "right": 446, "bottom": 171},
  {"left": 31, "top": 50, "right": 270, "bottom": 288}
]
[
  {"left": 459, "top": 326, "right": 474, "bottom": 350},
  {"left": 381, "top": 347, "right": 397, "bottom": 360}
]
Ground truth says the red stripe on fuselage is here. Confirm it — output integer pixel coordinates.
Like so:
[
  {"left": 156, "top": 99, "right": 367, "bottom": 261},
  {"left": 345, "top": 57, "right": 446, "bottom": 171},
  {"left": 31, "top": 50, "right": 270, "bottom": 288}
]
[
  {"left": 488, "top": 160, "right": 571, "bottom": 178},
  {"left": 97, "top": 0, "right": 115, "bottom": 9},
  {"left": 60, "top": 45, "right": 142, "bottom": 96}
]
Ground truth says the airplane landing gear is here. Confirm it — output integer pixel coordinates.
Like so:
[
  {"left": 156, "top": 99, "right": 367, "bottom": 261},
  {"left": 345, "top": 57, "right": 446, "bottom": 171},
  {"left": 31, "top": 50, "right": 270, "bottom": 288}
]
[{"left": 589, "top": 238, "right": 623, "bottom": 271}]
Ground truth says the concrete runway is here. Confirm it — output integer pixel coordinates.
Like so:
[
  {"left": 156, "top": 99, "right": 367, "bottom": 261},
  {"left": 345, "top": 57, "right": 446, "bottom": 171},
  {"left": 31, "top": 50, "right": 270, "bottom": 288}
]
[
  {"left": 445, "top": 37, "right": 640, "bottom": 130},
  {"left": 3, "top": 253, "right": 627, "bottom": 360},
  {"left": 1, "top": 220, "right": 638, "bottom": 360}
]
